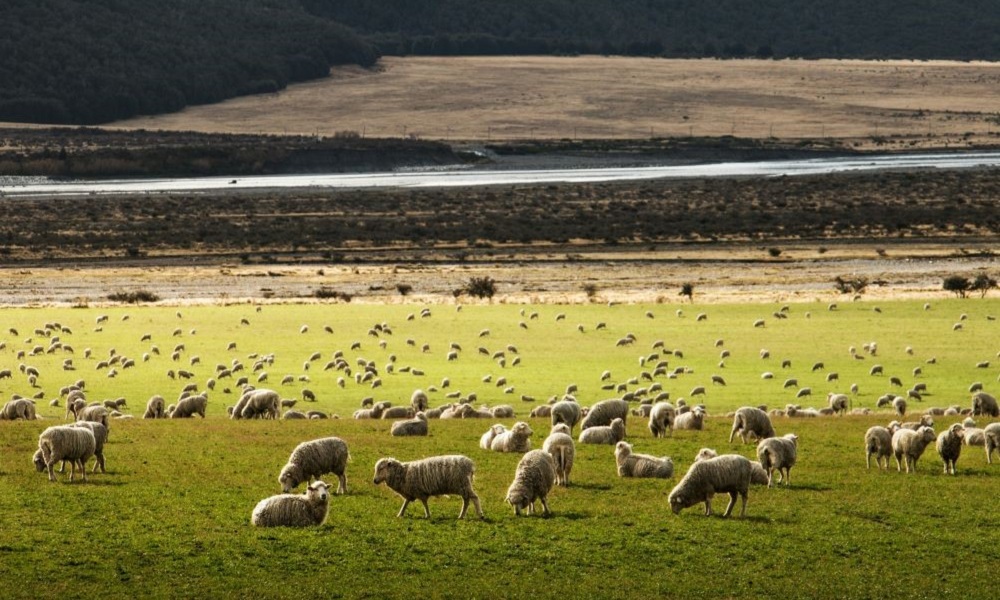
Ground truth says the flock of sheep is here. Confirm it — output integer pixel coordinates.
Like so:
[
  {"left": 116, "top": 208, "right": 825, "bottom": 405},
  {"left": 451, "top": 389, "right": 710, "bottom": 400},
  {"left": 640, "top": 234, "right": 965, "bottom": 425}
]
[{"left": 2, "top": 302, "right": 1000, "bottom": 526}]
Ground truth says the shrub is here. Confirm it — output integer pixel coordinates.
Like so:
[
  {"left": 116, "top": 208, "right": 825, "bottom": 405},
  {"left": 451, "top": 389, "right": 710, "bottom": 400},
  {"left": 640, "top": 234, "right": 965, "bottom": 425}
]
[
  {"left": 107, "top": 290, "right": 160, "bottom": 304},
  {"left": 464, "top": 276, "right": 497, "bottom": 299},
  {"left": 315, "top": 287, "right": 352, "bottom": 302},
  {"left": 943, "top": 276, "right": 970, "bottom": 298},
  {"left": 679, "top": 282, "right": 694, "bottom": 302},
  {"left": 396, "top": 283, "right": 413, "bottom": 296},
  {"left": 834, "top": 276, "right": 868, "bottom": 295},
  {"left": 971, "top": 273, "right": 997, "bottom": 298}
]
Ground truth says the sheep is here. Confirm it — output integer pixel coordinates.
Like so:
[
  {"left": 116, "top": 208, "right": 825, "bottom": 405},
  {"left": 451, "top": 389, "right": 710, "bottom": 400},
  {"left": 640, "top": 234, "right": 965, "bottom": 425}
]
[
  {"left": 505, "top": 449, "right": 557, "bottom": 516},
  {"left": 971, "top": 392, "right": 999, "bottom": 417},
  {"left": 891, "top": 426, "right": 937, "bottom": 473},
  {"left": 171, "top": 394, "right": 207, "bottom": 418},
  {"left": 235, "top": 388, "right": 280, "bottom": 420},
  {"left": 411, "top": 389, "right": 429, "bottom": 412},
  {"left": 353, "top": 401, "right": 389, "bottom": 420},
  {"left": 490, "top": 405, "right": 515, "bottom": 418},
  {"left": 34, "top": 425, "right": 96, "bottom": 482},
  {"left": 67, "top": 421, "right": 108, "bottom": 474},
  {"left": 529, "top": 405, "right": 552, "bottom": 418},
  {"left": 391, "top": 412, "right": 429, "bottom": 437},
  {"left": 278, "top": 436, "right": 349, "bottom": 494},
  {"left": 382, "top": 406, "right": 416, "bottom": 420},
  {"left": 936, "top": 423, "right": 965, "bottom": 475},
  {"left": 140, "top": 394, "right": 166, "bottom": 419},
  {"left": 674, "top": 407, "right": 705, "bottom": 430},
  {"left": 615, "top": 441, "right": 674, "bottom": 478},
  {"left": 864, "top": 426, "right": 893, "bottom": 470},
  {"left": 827, "top": 393, "right": 849, "bottom": 415},
  {"left": 372, "top": 455, "right": 483, "bottom": 519},
  {"left": 892, "top": 396, "right": 907, "bottom": 416},
  {"left": 479, "top": 424, "right": 506, "bottom": 450},
  {"left": 542, "top": 423, "right": 575, "bottom": 486},
  {"left": 76, "top": 404, "right": 109, "bottom": 429},
  {"left": 282, "top": 410, "right": 308, "bottom": 419},
  {"left": 490, "top": 422, "right": 533, "bottom": 453},
  {"left": 251, "top": 481, "right": 332, "bottom": 527},
  {"left": 985, "top": 423, "right": 1000, "bottom": 464},
  {"left": 729, "top": 407, "right": 775, "bottom": 444},
  {"left": 580, "top": 398, "right": 629, "bottom": 430},
  {"left": 900, "top": 415, "right": 934, "bottom": 430},
  {"left": 695, "top": 448, "right": 769, "bottom": 485},
  {"left": 756, "top": 433, "right": 799, "bottom": 487},
  {"left": 0, "top": 398, "right": 37, "bottom": 420},
  {"left": 550, "top": 399, "right": 582, "bottom": 432},
  {"left": 668, "top": 454, "right": 752, "bottom": 518},
  {"left": 578, "top": 417, "right": 625, "bottom": 445},
  {"left": 647, "top": 401, "right": 675, "bottom": 438}
]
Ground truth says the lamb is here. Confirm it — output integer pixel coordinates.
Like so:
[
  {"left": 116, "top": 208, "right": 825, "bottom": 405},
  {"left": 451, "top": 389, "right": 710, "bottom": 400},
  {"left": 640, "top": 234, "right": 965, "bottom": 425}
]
[
  {"left": 971, "top": 392, "right": 999, "bottom": 417},
  {"left": 864, "top": 426, "right": 893, "bottom": 470},
  {"left": 490, "top": 421, "right": 533, "bottom": 453},
  {"left": 695, "top": 448, "right": 769, "bottom": 485},
  {"left": 985, "top": 423, "right": 1000, "bottom": 464},
  {"left": 935, "top": 423, "right": 965, "bottom": 475},
  {"left": 647, "top": 401, "right": 675, "bottom": 438},
  {"left": 580, "top": 398, "right": 629, "bottom": 430},
  {"left": 578, "top": 417, "right": 625, "bottom": 445},
  {"left": 391, "top": 412, "right": 429, "bottom": 436},
  {"left": 668, "top": 454, "right": 752, "bottom": 518},
  {"left": 33, "top": 425, "right": 96, "bottom": 482},
  {"left": 891, "top": 426, "right": 937, "bottom": 473},
  {"left": 827, "top": 393, "right": 849, "bottom": 415},
  {"left": 550, "top": 399, "right": 582, "bottom": 432},
  {"left": 728, "top": 406, "right": 775, "bottom": 444},
  {"left": 615, "top": 441, "right": 674, "bottom": 478},
  {"left": 410, "top": 389, "right": 429, "bottom": 412},
  {"left": 251, "top": 481, "right": 332, "bottom": 527},
  {"left": 373, "top": 455, "right": 484, "bottom": 519},
  {"left": 143, "top": 395, "right": 166, "bottom": 419},
  {"left": 505, "top": 449, "right": 558, "bottom": 516},
  {"left": 479, "top": 424, "right": 507, "bottom": 450},
  {"left": 674, "top": 406, "right": 706, "bottom": 430},
  {"left": 756, "top": 433, "right": 798, "bottom": 487},
  {"left": 236, "top": 388, "right": 280, "bottom": 420},
  {"left": 279, "top": 436, "right": 350, "bottom": 494},
  {"left": 542, "top": 423, "right": 575, "bottom": 486},
  {"left": 170, "top": 394, "right": 207, "bottom": 418}
]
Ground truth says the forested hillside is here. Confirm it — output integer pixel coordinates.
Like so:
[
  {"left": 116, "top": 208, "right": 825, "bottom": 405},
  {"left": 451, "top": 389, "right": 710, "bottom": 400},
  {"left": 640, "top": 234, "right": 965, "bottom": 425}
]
[
  {"left": 0, "top": 0, "right": 377, "bottom": 125},
  {"left": 304, "top": 0, "right": 1000, "bottom": 60}
]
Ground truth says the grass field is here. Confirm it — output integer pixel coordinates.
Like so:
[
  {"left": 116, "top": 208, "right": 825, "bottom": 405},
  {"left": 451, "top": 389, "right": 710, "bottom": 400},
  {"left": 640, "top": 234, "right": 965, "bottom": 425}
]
[{"left": 1, "top": 299, "right": 998, "bottom": 598}]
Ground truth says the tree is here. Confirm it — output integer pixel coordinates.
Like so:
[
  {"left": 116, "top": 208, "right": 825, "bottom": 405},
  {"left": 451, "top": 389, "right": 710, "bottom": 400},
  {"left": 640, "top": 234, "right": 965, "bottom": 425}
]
[
  {"left": 971, "top": 273, "right": 998, "bottom": 298},
  {"left": 679, "top": 282, "right": 694, "bottom": 302},
  {"left": 834, "top": 276, "right": 868, "bottom": 295},
  {"left": 943, "top": 275, "right": 970, "bottom": 298},
  {"left": 464, "top": 276, "right": 497, "bottom": 300}
]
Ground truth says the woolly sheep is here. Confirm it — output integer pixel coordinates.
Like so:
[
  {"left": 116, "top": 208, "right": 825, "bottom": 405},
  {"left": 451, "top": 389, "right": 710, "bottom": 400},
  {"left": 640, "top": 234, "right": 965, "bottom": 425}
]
[
  {"left": 68, "top": 421, "right": 108, "bottom": 474},
  {"left": 236, "top": 388, "right": 280, "bottom": 420},
  {"left": 171, "top": 394, "right": 207, "bottom": 418},
  {"left": 490, "top": 422, "right": 533, "bottom": 453},
  {"left": 143, "top": 395, "right": 166, "bottom": 419},
  {"left": 674, "top": 407, "right": 705, "bottom": 430},
  {"left": 382, "top": 406, "right": 416, "bottom": 420},
  {"left": 479, "top": 424, "right": 506, "bottom": 450},
  {"left": 756, "top": 433, "right": 798, "bottom": 487},
  {"left": 76, "top": 404, "right": 109, "bottom": 429},
  {"left": 900, "top": 415, "right": 934, "bottom": 430},
  {"left": 278, "top": 437, "right": 349, "bottom": 494},
  {"left": 648, "top": 401, "right": 675, "bottom": 438},
  {"left": 391, "top": 412, "right": 429, "bottom": 437},
  {"left": 985, "top": 423, "right": 1000, "bottom": 464},
  {"left": 827, "top": 393, "right": 849, "bottom": 415},
  {"left": 615, "top": 441, "right": 674, "bottom": 479},
  {"left": 578, "top": 417, "right": 625, "bottom": 445},
  {"left": 892, "top": 426, "right": 936, "bottom": 473},
  {"left": 505, "top": 449, "right": 557, "bottom": 516},
  {"left": 411, "top": 389, "right": 429, "bottom": 412},
  {"left": 668, "top": 454, "right": 752, "bottom": 518},
  {"left": 695, "top": 448, "right": 769, "bottom": 485},
  {"left": 0, "top": 398, "right": 37, "bottom": 420},
  {"left": 971, "top": 392, "right": 999, "bottom": 417},
  {"left": 530, "top": 405, "right": 551, "bottom": 418},
  {"left": 251, "top": 481, "right": 331, "bottom": 527},
  {"left": 864, "top": 426, "right": 893, "bottom": 470},
  {"left": 892, "top": 396, "right": 907, "bottom": 417},
  {"left": 936, "top": 423, "right": 964, "bottom": 475},
  {"left": 372, "top": 455, "right": 483, "bottom": 519},
  {"left": 282, "top": 410, "right": 308, "bottom": 419},
  {"left": 550, "top": 400, "right": 582, "bottom": 432},
  {"left": 729, "top": 407, "right": 775, "bottom": 444},
  {"left": 34, "top": 426, "right": 96, "bottom": 482},
  {"left": 542, "top": 424, "right": 575, "bottom": 486},
  {"left": 580, "top": 398, "right": 629, "bottom": 430},
  {"left": 353, "top": 401, "right": 389, "bottom": 420}
]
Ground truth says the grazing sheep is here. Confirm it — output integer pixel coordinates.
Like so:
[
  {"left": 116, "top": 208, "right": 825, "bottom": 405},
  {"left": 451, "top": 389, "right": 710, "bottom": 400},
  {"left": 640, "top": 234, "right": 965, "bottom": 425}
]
[
  {"left": 34, "top": 425, "right": 96, "bottom": 482},
  {"left": 892, "top": 396, "right": 907, "bottom": 416},
  {"left": 171, "top": 394, "right": 207, "bottom": 418},
  {"left": 892, "top": 426, "right": 937, "bottom": 473},
  {"left": 490, "top": 422, "right": 533, "bottom": 453},
  {"left": 411, "top": 389, "right": 429, "bottom": 412},
  {"left": 236, "top": 388, "right": 280, "bottom": 420},
  {"left": 142, "top": 395, "right": 166, "bottom": 419},
  {"left": 391, "top": 412, "right": 429, "bottom": 437},
  {"left": 372, "top": 455, "right": 483, "bottom": 519},
  {"left": 971, "top": 392, "right": 999, "bottom": 417},
  {"left": 615, "top": 441, "right": 674, "bottom": 479},
  {"left": 668, "top": 455, "right": 752, "bottom": 518},
  {"left": 278, "top": 437, "right": 350, "bottom": 494},
  {"left": 756, "top": 433, "right": 798, "bottom": 487},
  {"left": 728, "top": 407, "right": 775, "bottom": 444},
  {"left": 550, "top": 399, "right": 582, "bottom": 432},
  {"left": 580, "top": 398, "right": 629, "bottom": 430},
  {"left": 936, "top": 424, "right": 965, "bottom": 475},
  {"left": 985, "top": 423, "right": 1000, "bottom": 464},
  {"left": 674, "top": 407, "right": 706, "bottom": 430},
  {"left": 827, "top": 393, "right": 849, "bottom": 415},
  {"left": 251, "top": 481, "right": 332, "bottom": 527},
  {"left": 505, "top": 449, "right": 557, "bottom": 516},
  {"left": 578, "top": 417, "right": 625, "bottom": 445},
  {"left": 0, "top": 398, "right": 37, "bottom": 420},
  {"left": 648, "top": 401, "right": 675, "bottom": 438},
  {"left": 864, "top": 426, "right": 893, "bottom": 470},
  {"left": 695, "top": 448, "right": 769, "bottom": 486},
  {"left": 542, "top": 424, "right": 575, "bottom": 486}
]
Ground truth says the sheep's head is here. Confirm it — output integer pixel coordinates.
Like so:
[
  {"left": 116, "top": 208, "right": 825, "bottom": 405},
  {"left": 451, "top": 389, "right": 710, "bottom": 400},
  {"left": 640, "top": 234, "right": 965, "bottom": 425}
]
[
  {"left": 918, "top": 426, "right": 936, "bottom": 443},
  {"left": 512, "top": 422, "right": 533, "bottom": 437},
  {"left": 950, "top": 423, "right": 965, "bottom": 438},
  {"left": 551, "top": 423, "right": 570, "bottom": 436},
  {"left": 372, "top": 458, "right": 400, "bottom": 485},
  {"left": 278, "top": 464, "right": 301, "bottom": 493},
  {"left": 785, "top": 433, "right": 800, "bottom": 446},
  {"left": 614, "top": 441, "right": 632, "bottom": 459},
  {"left": 32, "top": 449, "right": 45, "bottom": 472},
  {"left": 505, "top": 490, "right": 529, "bottom": 515},
  {"left": 668, "top": 489, "right": 692, "bottom": 515},
  {"left": 694, "top": 448, "right": 718, "bottom": 462},
  {"left": 307, "top": 481, "right": 330, "bottom": 502}
]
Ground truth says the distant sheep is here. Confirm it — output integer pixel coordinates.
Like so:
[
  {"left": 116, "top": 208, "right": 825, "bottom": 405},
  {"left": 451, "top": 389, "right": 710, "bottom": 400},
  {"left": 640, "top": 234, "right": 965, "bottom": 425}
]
[
  {"left": 971, "top": 392, "right": 999, "bottom": 417},
  {"left": 411, "top": 389, "right": 429, "bottom": 412},
  {"left": 892, "top": 426, "right": 936, "bottom": 473},
  {"left": 827, "top": 393, "right": 849, "bottom": 415},
  {"left": 382, "top": 406, "right": 416, "bottom": 420},
  {"left": 479, "top": 424, "right": 506, "bottom": 450},
  {"left": 251, "top": 481, "right": 331, "bottom": 527},
  {"left": 864, "top": 426, "right": 893, "bottom": 470},
  {"left": 578, "top": 417, "right": 625, "bottom": 445},
  {"left": 171, "top": 394, "right": 207, "bottom": 418},
  {"left": 648, "top": 401, "right": 675, "bottom": 438},
  {"left": 391, "top": 412, "right": 429, "bottom": 437},
  {"left": 143, "top": 395, "right": 166, "bottom": 419},
  {"left": 550, "top": 399, "right": 582, "bottom": 432},
  {"left": 490, "top": 422, "right": 533, "bottom": 453},
  {"left": 353, "top": 401, "right": 389, "bottom": 420},
  {"left": 756, "top": 433, "right": 798, "bottom": 487},
  {"left": 615, "top": 441, "right": 674, "bottom": 478},
  {"left": 580, "top": 398, "right": 629, "bottom": 430},
  {"left": 729, "top": 407, "right": 775, "bottom": 444},
  {"left": 373, "top": 455, "right": 483, "bottom": 519},
  {"left": 892, "top": 396, "right": 907, "bottom": 417},
  {"left": 278, "top": 436, "right": 349, "bottom": 494},
  {"left": 668, "top": 454, "right": 752, "bottom": 518},
  {"left": 505, "top": 449, "right": 557, "bottom": 516},
  {"left": 935, "top": 424, "right": 965, "bottom": 475},
  {"left": 34, "top": 425, "right": 96, "bottom": 482},
  {"left": 530, "top": 405, "right": 551, "bottom": 418},
  {"left": 542, "top": 424, "right": 575, "bottom": 486},
  {"left": 236, "top": 389, "right": 280, "bottom": 420}
]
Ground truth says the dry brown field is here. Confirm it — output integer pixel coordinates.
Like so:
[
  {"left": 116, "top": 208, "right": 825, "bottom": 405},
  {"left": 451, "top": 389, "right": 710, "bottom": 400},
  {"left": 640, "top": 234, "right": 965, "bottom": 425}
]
[{"left": 109, "top": 56, "right": 1000, "bottom": 148}]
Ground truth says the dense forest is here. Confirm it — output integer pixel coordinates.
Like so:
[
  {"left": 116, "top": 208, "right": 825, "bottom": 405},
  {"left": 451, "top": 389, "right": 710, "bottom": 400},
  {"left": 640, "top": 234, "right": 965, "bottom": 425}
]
[
  {"left": 304, "top": 0, "right": 1000, "bottom": 60},
  {"left": 0, "top": 0, "right": 377, "bottom": 125}
]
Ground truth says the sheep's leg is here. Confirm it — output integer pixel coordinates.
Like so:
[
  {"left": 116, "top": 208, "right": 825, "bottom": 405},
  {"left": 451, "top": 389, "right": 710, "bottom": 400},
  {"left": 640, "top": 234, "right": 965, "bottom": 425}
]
[
  {"left": 722, "top": 492, "right": 738, "bottom": 518},
  {"left": 337, "top": 473, "right": 347, "bottom": 495},
  {"left": 703, "top": 493, "right": 713, "bottom": 516},
  {"left": 728, "top": 427, "right": 737, "bottom": 444},
  {"left": 895, "top": 455, "right": 902, "bottom": 472},
  {"left": 419, "top": 498, "right": 431, "bottom": 518},
  {"left": 469, "top": 492, "right": 483, "bottom": 519},
  {"left": 458, "top": 497, "right": 469, "bottom": 519},
  {"left": 396, "top": 499, "right": 411, "bottom": 518},
  {"left": 539, "top": 495, "right": 551, "bottom": 516},
  {"left": 738, "top": 491, "right": 748, "bottom": 517},
  {"left": 46, "top": 463, "right": 56, "bottom": 482},
  {"left": 865, "top": 452, "right": 872, "bottom": 469},
  {"left": 79, "top": 459, "right": 88, "bottom": 482}
]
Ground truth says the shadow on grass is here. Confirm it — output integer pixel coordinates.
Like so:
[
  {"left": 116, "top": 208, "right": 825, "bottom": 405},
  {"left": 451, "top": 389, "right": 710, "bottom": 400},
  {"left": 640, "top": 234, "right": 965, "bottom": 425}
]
[{"left": 566, "top": 482, "right": 613, "bottom": 491}]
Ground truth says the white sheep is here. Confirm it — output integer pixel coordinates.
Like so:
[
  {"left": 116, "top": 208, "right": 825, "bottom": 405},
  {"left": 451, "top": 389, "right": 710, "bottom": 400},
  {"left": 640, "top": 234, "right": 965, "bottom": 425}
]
[
  {"left": 479, "top": 424, "right": 507, "bottom": 450},
  {"left": 578, "top": 417, "right": 625, "bottom": 445},
  {"left": 410, "top": 389, "right": 429, "bottom": 412},
  {"left": 143, "top": 395, "right": 166, "bottom": 419},
  {"left": 33, "top": 425, "right": 96, "bottom": 482},
  {"left": 668, "top": 454, "right": 752, "bottom": 518},
  {"left": 490, "top": 422, "right": 533, "bottom": 453},
  {"left": 935, "top": 423, "right": 964, "bottom": 475},
  {"left": 278, "top": 437, "right": 350, "bottom": 494},
  {"left": 985, "top": 423, "right": 1000, "bottom": 464},
  {"left": 892, "top": 396, "right": 907, "bottom": 417},
  {"left": 372, "top": 455, "right": 484, "bottom": 519},
  {"left": 729, "top": 406, "right": 775, "bottom": 444},
  {"left": 756, "top": 433, "right": 798, "bottom": 487},
  {"left": 0, "top": 398, "right": 37, "bottom": 420},
  {"left": 695, "top": 448, "right": 769, "bottom": 485},
  {"left": 171, "top": 394, "right": 207, "bottom": 418},
  {"left": 891, "top": 426, "right": 937, "bottom": 473},
  {"left": 251, "top": 481, "right": 331, "bottom": 527},
  {"left": 647, "top": 401, "right": 675, "bottom": 438},
  {"left": 542, "top": 424, "right": 575, "bottom": 486},
  {"left": 580, "top": 398, "right": 629, "bottom": 430},
  {"left": 382, "top": 406, "right": 416, "bottom": 420},
  {"left": 674, "top": 406, "right": 706, "bottom": 430},
  {"left": 615, "top": 441, "right": 673, "bottom": 478},
  {"left": 827, "top": 393, "right": 849, "bottom": 415},
  {"left": 971, "top": 392, "right": 999, "bottom": 417},
  {"left": 505, "top": 449, "right": 557, "bottom": 516},
  {"left": 68, "top": 421, "right": 107, "bottom": 474},
  {"left": 391, "top": 412, "right": 429, "bottom": 436},
  {"left": 550, "top": 399, "right": 581, "bottom": 432},
  {"left": 864, "top": 426, "right": 893, "bottom": 470}
]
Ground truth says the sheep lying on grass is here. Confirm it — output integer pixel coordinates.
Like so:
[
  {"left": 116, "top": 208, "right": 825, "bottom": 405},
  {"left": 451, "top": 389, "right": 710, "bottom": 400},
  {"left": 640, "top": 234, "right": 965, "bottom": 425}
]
[
  {"left": 279, "top": 437, "right": 349, "bottom": 494},
  {"left": 480, "top": 424, "right": 506, "bottom": 450},
  {"left": 542, "top": 424, "right": 575, "bottom": 486},
  {"left": 615, "top": 441, "right": 673, "bottom": 479},
  {"left": 757, "top": 433, "right": 798, "bottom": 487},
  {"left": 34, "top": 426, "right": 96, "bottom": 483},
  {"left": 490, "top": 422, "right": 533, "bottom": 453},
  {"left": 892, "top": 426, "right": 936, "bottom": 473},
  {"left": 674, "top": 406, "right": 706, "bottom": 430},
  {"left": 936, "top": 423, "right": 964, "bottom": 475},
  {"left": 505, "top": 449, "right": 557, "bottom": 516},
  {"left": 864, "top": 426, "right": 893, "bottom": 470},
  {"left": 579, "top": 417, "right": 625, "bottom": 445},
  {"left": 668, "top": 454, "right": 752, "bottom": 518},
  {"left": 729, "top": 406, "right": 775, "bottom": 444},
  {"left": 373, "top": 455, "right": 484, "bottom": 519},
  {"left": 391, "top": 412, "right": 428, "bottom": 436},
  {"left": 251, "top": 481, "right": 331, "bottom": 527}
]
